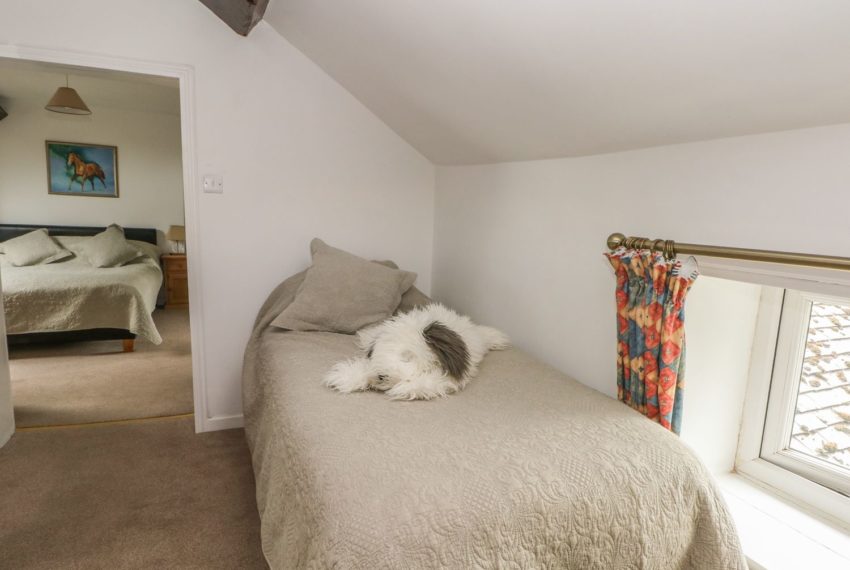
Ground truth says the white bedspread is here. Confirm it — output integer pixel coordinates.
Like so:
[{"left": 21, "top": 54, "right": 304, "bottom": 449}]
[{"left": 0, "top": 239, "right": 163, "bottom": 344}]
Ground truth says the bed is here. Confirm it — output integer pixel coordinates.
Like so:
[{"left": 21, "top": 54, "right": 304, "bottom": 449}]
[
  {"left": 242, "top": 271, "right": 747, "bottom": 569},
  {"left": 0, "top": 224, "right": 163, "bottom": 351}
]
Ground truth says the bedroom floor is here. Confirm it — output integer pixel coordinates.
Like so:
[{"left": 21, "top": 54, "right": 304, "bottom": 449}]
[
  {"left": 9, "top": 309, "right": 193, "bottom": 427},
  {"left": 0, "top": 416, "right": 267, "bottom": 569}
]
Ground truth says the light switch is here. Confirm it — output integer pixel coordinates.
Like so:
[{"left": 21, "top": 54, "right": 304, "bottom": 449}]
[{"left": 202, "top": 174, "right": 223, "bottom": 193}]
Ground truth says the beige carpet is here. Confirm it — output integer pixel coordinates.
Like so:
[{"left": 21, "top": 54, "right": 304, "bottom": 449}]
[
  {"left": 10, "top": 309, "right": 193, "bottom": 427},
  {"left": 0, "top": 417, "right": 267, "bottom": 569}
]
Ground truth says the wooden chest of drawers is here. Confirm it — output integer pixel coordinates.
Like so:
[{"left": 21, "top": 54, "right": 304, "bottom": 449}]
[{"left": 161, "top": 254, "right": 189, "bottom": 309}]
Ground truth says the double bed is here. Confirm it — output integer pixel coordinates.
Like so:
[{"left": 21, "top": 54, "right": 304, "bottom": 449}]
[
  {"left": 0, "top": 224, "right": 163, "bottom": 351},
  {"left": 242, "top": 271, "right": 747, "bottom": 569}
]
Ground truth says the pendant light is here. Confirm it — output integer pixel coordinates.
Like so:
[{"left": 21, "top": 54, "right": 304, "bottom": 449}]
[{"left": 45, "top": 74, "right": 91, "bottom": 115}]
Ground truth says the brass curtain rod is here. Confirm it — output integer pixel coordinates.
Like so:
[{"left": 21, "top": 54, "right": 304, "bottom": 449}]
[{"left": 606, "top": 232, "right": 850, "bottom": 272}]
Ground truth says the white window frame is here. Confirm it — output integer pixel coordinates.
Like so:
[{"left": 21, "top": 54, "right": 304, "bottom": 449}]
[
  {"left": 737, "top": 287, "right": 850, "bottom": 528},
  {"left": 762, "top": 290, "right": 850, "bottom": 496}
]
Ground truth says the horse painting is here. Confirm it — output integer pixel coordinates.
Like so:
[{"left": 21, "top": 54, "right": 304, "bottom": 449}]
[
  {"left": 67, "top": 152, "right": 107, "bottom": 192},
  {"left": 46, "top": 141, "right": 118, "bottom": 198}
]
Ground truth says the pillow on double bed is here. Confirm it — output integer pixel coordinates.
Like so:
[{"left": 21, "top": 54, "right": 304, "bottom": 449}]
[
  {"left": 0, "top": 228, "right": 73, "bottom": 266},
  {"left": 76, "top": 224, "right": 143, "bottom": 268},
  {"left": 271, "top": 238, "right": 417, "bottom": 334}
]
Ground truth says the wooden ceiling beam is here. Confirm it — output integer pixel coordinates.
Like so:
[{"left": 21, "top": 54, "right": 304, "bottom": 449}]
[{"left": 199, "top": 0, "right": 269, "bottom": 36}]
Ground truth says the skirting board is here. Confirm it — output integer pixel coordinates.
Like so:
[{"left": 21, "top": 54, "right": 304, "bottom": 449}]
[{"left": 202, "top": 414, "right": 244, "bottom": 432}]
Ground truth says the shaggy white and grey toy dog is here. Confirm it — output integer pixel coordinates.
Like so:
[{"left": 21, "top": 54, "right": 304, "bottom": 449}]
[{"left": 323, "top": 303, "right": 510, "bottom": 400}]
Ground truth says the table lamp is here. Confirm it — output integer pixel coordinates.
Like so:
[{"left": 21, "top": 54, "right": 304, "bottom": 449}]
[{"left": 166, "top": 225, "right": 186, "bottom": 254}]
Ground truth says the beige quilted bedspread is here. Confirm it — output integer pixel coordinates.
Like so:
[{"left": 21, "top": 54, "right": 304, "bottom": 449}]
[
  {"left": 0, "top": 240, "right": 163, "bottom": 344},
  {"left": 242, "top": 274, "right": 746, "bottom": 569}
]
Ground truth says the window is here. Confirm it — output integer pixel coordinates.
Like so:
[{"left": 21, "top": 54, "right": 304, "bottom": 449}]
[
  {"left": 761, "top": 292, "right": 850, "bottom": 497},
  {"left": 737, "top": 286, "right": 850, "bottom": 525}
]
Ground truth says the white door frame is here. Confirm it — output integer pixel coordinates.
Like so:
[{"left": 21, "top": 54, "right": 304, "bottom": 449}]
[{"left": 0, "top": 44, "right": 209, "bottom": 433}]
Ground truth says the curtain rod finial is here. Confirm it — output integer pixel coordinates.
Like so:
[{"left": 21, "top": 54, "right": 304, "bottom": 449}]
[{"left": 607, "top": 233, "right": 626, "bottom": 250}]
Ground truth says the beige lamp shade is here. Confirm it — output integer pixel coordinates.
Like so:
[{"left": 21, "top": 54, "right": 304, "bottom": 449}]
[
  {"left": 45, "top": 86, "right": 91, "bottom": 115},
  {"left": 166, "top": 225, "right": 186, "bottom": 241},
  {"left": 166, "top": 225, "right": 186, "bottom": 254}
]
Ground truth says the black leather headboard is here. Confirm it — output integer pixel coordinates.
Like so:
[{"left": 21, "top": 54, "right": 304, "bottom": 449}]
[{"left": 0, "top": 224, "right": 158, "bottom": 245}]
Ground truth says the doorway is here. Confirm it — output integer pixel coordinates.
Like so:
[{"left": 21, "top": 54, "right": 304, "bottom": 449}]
[{"left": 0, "top": 50, "right": 205, "bottom": 432}]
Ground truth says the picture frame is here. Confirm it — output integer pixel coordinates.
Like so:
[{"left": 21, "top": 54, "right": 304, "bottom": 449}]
[{"left": 46, "top": 140, "right": 119, "bottom": 198}]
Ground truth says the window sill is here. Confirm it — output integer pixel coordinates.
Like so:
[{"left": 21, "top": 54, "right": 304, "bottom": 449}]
[{"left": 717, "top": 474, "right": 850, "bottom": 569}]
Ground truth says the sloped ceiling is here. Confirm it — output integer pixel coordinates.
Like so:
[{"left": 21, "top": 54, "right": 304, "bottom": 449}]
[{"left": 266, "top": 1, "right": 850, "bottom": 165}]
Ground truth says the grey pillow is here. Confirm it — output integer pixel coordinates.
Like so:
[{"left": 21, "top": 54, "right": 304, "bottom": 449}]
[
  {"left": 77, "top": 225, "right": 143, "bottom": 268},
  {"left": 376, "top": 260, "right": 432, "bottom": 313},
  {"left": 1, "top": 229, "right": 72, "bottom": 266},
  {"left": 254, "top": 270, "right": 307, "bottom": 333},
  {"left": 396, "top": 285, "right": 432, "bottom": 314},
  {"left": 271, "top": 239, "right": 417, "bottom": 333}
]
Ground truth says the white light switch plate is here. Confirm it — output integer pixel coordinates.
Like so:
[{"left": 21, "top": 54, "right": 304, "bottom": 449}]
[{"left": 202, "top": 174, "right": 223, "bottom": 193}]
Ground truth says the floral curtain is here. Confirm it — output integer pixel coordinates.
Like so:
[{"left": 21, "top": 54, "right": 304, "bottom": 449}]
[{"left": 605, "top": 249, "right": 698, "bottom": 434}]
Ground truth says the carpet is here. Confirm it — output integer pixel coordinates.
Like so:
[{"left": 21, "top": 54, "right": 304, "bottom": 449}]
[
  {"left": 0, "top": 417, "right": 267, "bottom": 569},
  {"left": 10, "top": 309, "right": 193, "bottom": 427}
]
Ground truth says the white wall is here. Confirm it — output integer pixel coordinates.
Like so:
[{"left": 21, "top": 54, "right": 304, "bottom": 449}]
[
  {"left": 680, "top": 277, "right": 762, "bottom": 473},
  {"left": 0, "top": 99, "right": 184, "bottom": 246},
  {"left": 0, "top": 0, "right": 435, "bottom": 430},
  {"left": 433, "top": 123, "right": 850, "bottom": 470}
]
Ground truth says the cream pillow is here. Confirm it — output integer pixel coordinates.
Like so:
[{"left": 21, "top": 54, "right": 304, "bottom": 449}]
[
  {"left": 76, "top": 225, "right": 143, "bottom": 268},
  {"left": 1, "top": 229, "right": 72, "bottom": 266},
  {"left": 271, "top": 239, "right": 417, "bottom": 333},
  {"left": 376, "top": 260, "right": 432, "bottom": 313}
]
